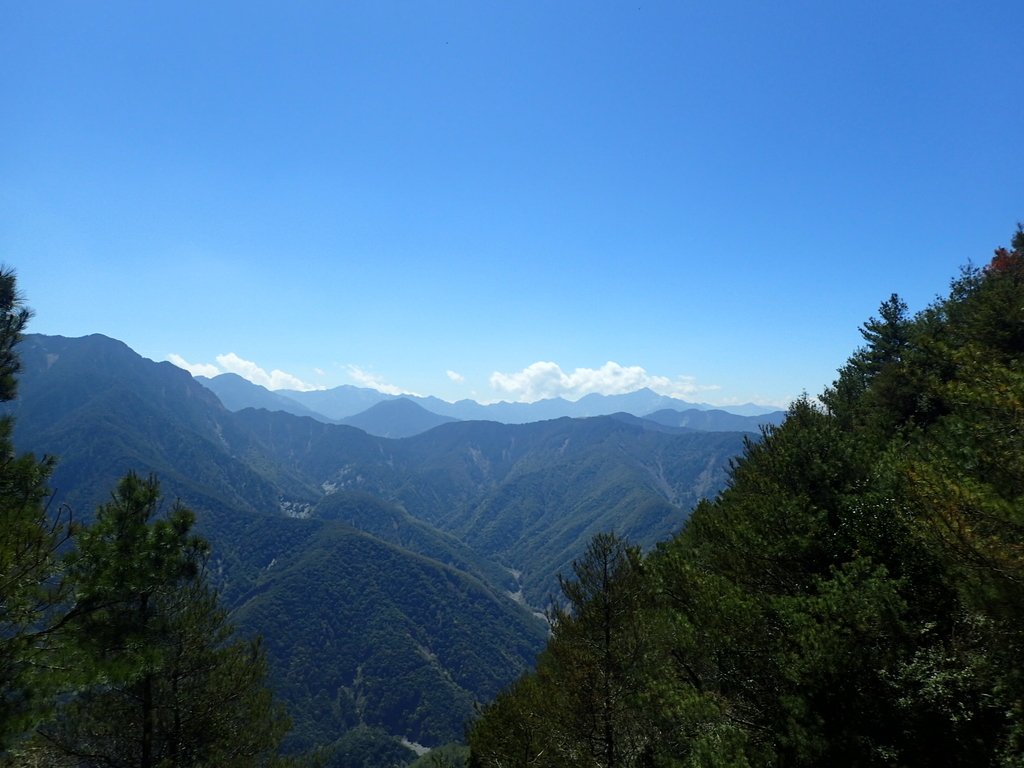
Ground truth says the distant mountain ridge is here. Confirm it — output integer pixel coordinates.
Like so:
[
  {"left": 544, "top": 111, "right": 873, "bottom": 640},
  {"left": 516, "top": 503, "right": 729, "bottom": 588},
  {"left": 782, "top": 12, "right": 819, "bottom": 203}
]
[
  {"left": 645, "top": 407, "right": 786, "bottom": 432},
  {"left": 195, "top": 372, "right": 323, "bottom": 420},
  {"left": 197, "top": 372, "right": 786, "bottom": 437},
  {"left": 338, "top": 397, "right": 459, "bottom": 438}
]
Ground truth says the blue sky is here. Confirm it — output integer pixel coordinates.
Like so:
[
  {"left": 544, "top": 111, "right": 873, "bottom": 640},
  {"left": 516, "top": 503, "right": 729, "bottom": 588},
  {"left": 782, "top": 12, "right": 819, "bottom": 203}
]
[{"left": 3, "top": 2, "right": 1022, "bottom": 407}]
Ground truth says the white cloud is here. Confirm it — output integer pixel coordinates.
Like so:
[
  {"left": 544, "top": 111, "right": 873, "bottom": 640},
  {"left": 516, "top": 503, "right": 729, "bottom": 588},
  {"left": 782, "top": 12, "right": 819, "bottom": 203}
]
[
  {"left": 489, "top": 361, "right": 720, "bottom": 403},
  {"left": 346, "top": 365, "right": 419, "bottom": 396},
  {"left": 446, "top": 369, "right": 465, "bottom": 383},
  {"left": 214, "top": 352, "right": 317, "bottom": 391},
  {"left": 167, "top": 353, "right": 221, "bottom": 378}
]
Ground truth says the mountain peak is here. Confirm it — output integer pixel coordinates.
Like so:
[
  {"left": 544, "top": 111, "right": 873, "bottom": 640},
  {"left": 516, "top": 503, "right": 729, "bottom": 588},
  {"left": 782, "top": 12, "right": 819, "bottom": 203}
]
[{"left": 340, "top": 397, "right": 459, "bottom": 438}]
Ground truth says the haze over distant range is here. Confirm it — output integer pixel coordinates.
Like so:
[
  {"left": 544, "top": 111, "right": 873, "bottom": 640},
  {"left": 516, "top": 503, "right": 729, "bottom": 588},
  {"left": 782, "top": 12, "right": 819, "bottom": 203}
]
[
  {"left": 191, "top": 362, "right": 787, "bottom": 439},
  {"left": 4, "top": 3, "right": 1022, "bottom": 408}
]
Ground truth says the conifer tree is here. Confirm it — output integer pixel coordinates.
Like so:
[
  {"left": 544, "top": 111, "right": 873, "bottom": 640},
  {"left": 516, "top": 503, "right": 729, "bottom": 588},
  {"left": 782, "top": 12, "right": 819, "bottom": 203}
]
[
  {"left": 39, "top": 473, "right": 291, "bottom": 767},
  {"left": 547, "top": 533, "right": 648, "bottom": 768},
  {"left": 470, "top": 533, "right": 649, "bottom": 768},
  {"left": 0, "top": 267, "right": 70, "bottom": 748}
]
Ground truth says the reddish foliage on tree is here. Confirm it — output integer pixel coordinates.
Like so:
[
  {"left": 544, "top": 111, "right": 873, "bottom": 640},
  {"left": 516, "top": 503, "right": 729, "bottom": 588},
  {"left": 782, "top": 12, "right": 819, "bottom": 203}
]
[
  {"left": 987, "top": 225, "right": 1024, "bottom": 275},
  {"left": 988, "top": 246, "right": 1017, "bottom": 273}
]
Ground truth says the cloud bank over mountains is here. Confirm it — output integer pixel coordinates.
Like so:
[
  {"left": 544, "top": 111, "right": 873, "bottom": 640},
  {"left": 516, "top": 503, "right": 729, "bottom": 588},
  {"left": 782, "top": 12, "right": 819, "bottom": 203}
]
[
  {"left": 168, "top": 352, "right": 728, "bottom": 405},
  {"left": 489, "top": 361, "right": 719, "bottom": 403},
  {"left": 344, "top": 365, "right": 420, "bottom": 397},
  {"left": 167, "top": 352, "right": 319, "bottom": 392}
]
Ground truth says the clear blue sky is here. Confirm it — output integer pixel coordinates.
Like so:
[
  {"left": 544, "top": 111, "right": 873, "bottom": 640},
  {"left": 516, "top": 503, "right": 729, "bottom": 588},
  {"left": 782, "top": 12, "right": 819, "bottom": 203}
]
[{"left": 3, "top": 2, "right": 1022, "bottom": 407}]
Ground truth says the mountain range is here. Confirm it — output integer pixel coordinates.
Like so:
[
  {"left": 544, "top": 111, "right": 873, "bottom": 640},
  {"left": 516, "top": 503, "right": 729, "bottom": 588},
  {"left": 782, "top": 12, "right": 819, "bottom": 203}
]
[
  {"left": 197, "top": 371, "right": 786, "bottom": 438},
  {"left": 11, "top": 333, "right": 763, "bottom": 764}
]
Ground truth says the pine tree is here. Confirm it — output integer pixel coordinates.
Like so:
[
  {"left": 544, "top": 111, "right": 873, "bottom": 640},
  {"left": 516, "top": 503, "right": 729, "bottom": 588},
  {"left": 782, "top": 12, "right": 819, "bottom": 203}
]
[
  {"left": 0, "top": 267, "right": 70, "bottom": 749},
  {"left": 547, "top": 533, "right": 648, "bottom": 768},
  {"left": 469, "top": 533, "right": 650, "bottom": 768},
  {"left": 39, "top": 473, "right": 291, "bottom": 767}
]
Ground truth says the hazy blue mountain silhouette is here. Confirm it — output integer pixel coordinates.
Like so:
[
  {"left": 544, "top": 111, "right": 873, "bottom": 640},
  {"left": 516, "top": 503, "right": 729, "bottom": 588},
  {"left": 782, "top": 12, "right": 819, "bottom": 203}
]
[
  {"left": 214, "top": 378, "right": 785, "bottom": 426},
  {"left": 198, "top": 372, "right": 323, "bottom": 419},
  {"left": 339, "top": 397, "right": 459, "bottom": 437},
  {"left": 644, "top": 407, "right": 786, "bottom": 433}
]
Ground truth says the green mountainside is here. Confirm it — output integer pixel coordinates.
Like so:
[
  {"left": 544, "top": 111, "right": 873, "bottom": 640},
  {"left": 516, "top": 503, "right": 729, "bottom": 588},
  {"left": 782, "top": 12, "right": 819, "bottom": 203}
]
[
  {"left": 221, "top": 513, "right": 546, "bottom": 751},
  {"left": 9, "top": 332, "right": 744, "bottom": 761},
  {"left": 12, "top": 334, "right": 314, "bottom": 517},
  {"left": 231, "top": 407, "right": 747, "bottom": 606}
]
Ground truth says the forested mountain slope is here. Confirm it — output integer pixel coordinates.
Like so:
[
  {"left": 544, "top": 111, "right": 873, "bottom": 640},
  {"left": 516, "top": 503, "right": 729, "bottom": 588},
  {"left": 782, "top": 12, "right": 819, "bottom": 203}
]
[
  {"left": 231, "top": 407, "right": 745, "bottom": 605},
  {"left": 12, "top": 334, "right": 320, "bottom": 517},
  {"left": 8, "top": 335, "right": 546, "bottom": 755},
  {"left": 219, "top": 512, "right": 547, "bottom": 751},
  {"left": 9, "top": 332, "right": 745, "bottom": 760},
  {"left": 644, "top": 406, "right": 786, "bottom": 432},
  {"left": 469, "top": 227, "right": 1024, "bottom": 767}
]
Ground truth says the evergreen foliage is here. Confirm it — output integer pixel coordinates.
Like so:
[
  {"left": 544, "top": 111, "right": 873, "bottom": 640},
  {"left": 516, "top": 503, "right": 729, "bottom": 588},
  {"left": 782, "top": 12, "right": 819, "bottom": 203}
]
[
  {"left": 0, "top": 268, "right": 69, "bottom": 748},
  {"left": 469, "top": 533, "right": 650, "bottom": 768},
  {"left": 468, "top": 225, "right": 1024, "bottom": 766},
  {"left": 37, "top": 473, "right": 292, "bottom": 767},
  {"left": 408, "top": 742, "right": 469, "bottom": 768},
  {"left": 318, "top": 726, "right": 417, "bottom": 768}
]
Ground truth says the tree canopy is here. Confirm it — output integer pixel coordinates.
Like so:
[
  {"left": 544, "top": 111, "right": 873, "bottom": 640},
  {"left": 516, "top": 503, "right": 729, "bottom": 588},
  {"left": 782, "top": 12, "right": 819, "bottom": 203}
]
[
  {"left": 469, "top": 225, "right": 1024, "bottom": 766},
  {"left": 0, "top": 267, "right": 68, "bottom": 749},
  {"left": 34, "top": 472, "right": 292, "bottom": 768}
]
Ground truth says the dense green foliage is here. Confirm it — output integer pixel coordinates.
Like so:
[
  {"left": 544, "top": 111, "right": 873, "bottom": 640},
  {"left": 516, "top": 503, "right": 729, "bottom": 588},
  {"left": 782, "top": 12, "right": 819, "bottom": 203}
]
[
  {"left": 468, "top": 534, "right": 652, "bottom": 768},
  {"left": 0, "top": 475, "right": 294, "bottom": 768},
  {"left": 0, "top": 268, "right": 68, "bottom": 748},
  {"left": 35, "top": 473, "right": 291, "bottom": 768},
  {"left": 319, "top": 726, "right": 417, "bottom": 768},
  {"left": 409, "top": 743, "right": 470, "bottom": 768},
  {"left": 469, "top": 227, "right": 1024, "bottom": 766}
]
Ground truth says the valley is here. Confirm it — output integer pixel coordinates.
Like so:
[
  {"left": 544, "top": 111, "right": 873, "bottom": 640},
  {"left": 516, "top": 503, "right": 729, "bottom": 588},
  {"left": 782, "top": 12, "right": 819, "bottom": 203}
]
[{"left": 9, "top": 332, "right": 762, "bottom": 764}]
